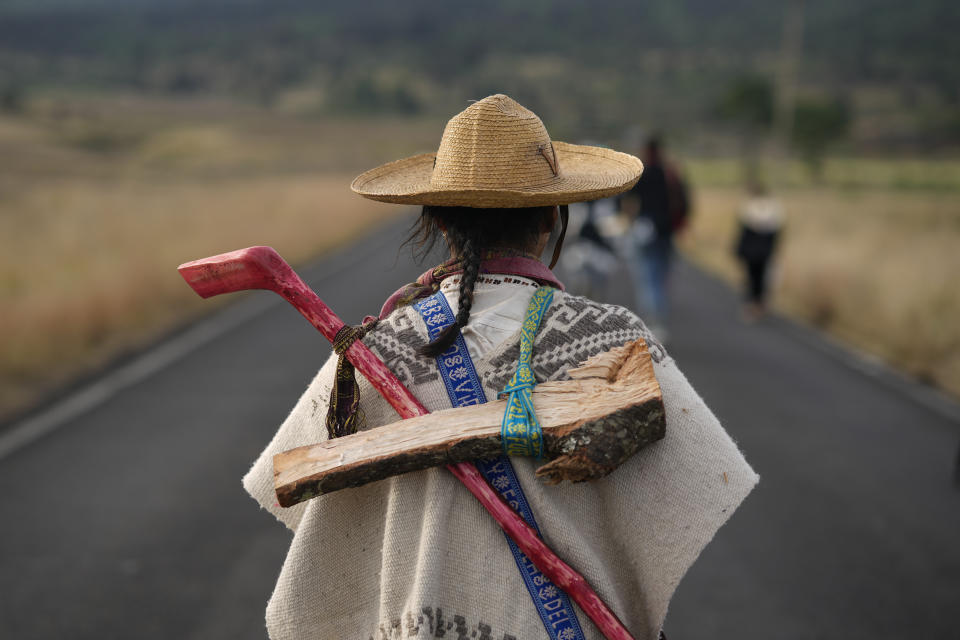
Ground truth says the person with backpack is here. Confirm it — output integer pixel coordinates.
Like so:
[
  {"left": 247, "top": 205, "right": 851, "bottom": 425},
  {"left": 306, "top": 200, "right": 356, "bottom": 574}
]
[{"left": 620, "top": 136, "right": 690, "bottom": 341}]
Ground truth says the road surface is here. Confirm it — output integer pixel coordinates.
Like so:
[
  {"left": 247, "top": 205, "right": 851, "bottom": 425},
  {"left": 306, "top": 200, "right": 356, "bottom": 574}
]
[{"left": 1, "top": 217, "right": 958, "bottom": 639}]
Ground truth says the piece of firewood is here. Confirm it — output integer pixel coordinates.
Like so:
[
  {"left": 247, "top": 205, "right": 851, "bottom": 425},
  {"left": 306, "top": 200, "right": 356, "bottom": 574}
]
[{"left": 274, "top": 339, "right": 664, "bottom": 507}]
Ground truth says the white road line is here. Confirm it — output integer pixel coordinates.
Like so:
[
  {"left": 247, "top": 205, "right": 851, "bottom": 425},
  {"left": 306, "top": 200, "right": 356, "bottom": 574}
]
[
  {"left": 0, "top": 218, "right": 411, "bottom": 462},
  {"left": 775, "top": 314, "right": 960, "bottom": 425},
  {"left": 684, "top": 260, "right": 960, "bottom": 426},
  {"left": 0, "top": 297, "right": 272, "bottom": 460}
]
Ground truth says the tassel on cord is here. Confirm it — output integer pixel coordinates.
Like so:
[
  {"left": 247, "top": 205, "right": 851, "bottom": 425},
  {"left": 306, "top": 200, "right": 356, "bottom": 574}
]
[{"left": 326, "top": 321, "right": 378, "bottom": 439}]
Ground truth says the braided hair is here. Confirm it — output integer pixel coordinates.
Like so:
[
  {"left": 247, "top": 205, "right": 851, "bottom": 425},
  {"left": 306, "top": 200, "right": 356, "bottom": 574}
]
[{"left": 409, "top": 205, "right": 556, "bottom": 357}]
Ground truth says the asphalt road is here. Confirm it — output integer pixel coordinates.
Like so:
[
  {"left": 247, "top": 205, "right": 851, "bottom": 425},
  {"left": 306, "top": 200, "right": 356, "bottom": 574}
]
[{"left": 2, "top": 217, "right": 958, "bottom": 639}]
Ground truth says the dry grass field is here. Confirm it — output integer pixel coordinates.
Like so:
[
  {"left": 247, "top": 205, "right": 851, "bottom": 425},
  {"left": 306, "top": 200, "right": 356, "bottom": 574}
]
[
  {"left": 679, "top": 184, "right": 960, "bottom": 397},
  {"left": 1, "top": 91, "right": 958, "bottom": 420},
  {"left": 0, "top": 94, "right": 443, "bottom": 419}
]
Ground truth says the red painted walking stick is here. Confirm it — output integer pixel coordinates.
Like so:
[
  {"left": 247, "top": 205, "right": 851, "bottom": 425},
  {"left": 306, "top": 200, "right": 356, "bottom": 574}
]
[{"left": 178, "top": 246, "right": 634, "bottom": 640}]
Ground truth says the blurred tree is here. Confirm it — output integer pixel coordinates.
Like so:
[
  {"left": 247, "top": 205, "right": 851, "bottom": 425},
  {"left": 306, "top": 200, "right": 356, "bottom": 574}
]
[
  {"left": 0, "top": 83, "right": 25, "bottom": 113},
  {"left": 329, "top": 75, "right": 422, "bottom": 115},
  {"left": 166, "top": 70, "right": 205, "bottom": 94},
  {"left": 791, "top": 97, "right": 850, "bottom": 178},
  {"left": 717, "top": 74, "right": 775, "bottom": 181},
  {"left": 0, "top": 0, "right": 953, "bottom": 152},
  {"left": 719, "top": 75, "right": 775, "bottom": 129}
]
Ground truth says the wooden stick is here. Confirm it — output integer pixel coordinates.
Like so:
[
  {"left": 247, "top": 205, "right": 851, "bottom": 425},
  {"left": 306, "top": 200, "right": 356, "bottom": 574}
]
[
  {"left": 275, "top": 340, "right": 665, "bottom": 505},
  {"left": 178, "top": 246, "right": 637, "bottom": 640}
]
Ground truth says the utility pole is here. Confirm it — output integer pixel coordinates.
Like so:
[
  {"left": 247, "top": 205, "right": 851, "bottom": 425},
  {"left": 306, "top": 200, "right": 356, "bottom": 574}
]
[{"left": 772, "top": 0, "right": 805, "bottom": 186}]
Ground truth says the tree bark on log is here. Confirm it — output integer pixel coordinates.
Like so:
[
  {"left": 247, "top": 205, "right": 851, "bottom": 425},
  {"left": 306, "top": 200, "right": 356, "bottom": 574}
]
[{"left": 274, "top": 339, "right": 665, "bottom": 507}]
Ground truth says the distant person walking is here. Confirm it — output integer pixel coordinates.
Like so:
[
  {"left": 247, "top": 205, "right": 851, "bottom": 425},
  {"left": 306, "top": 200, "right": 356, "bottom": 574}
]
[
  {"left": 621, "top": 136, "right": 690, "bottom": 340},
  {"left": 562, "top": 197, "right": 621, "bottom": 299},
  {"left": 734, "top": 181, "right": 783, "bottom": 320}
]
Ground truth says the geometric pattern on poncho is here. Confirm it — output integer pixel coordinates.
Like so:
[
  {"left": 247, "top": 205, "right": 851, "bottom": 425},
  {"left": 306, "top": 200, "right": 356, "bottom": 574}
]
[
  {"left": 363, "top": 291, "right": 666, "bottom": 398},
  {"left": 483, "top": 293, "right": 667, "bottom": 390}
]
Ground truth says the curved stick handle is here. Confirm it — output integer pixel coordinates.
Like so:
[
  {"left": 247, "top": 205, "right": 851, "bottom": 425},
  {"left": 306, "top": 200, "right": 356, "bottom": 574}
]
[{"left": 178, "top": 246, "right": 634, "bottom": 640}]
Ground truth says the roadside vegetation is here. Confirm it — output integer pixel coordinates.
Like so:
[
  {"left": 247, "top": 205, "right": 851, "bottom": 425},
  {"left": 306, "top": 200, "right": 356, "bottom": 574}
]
[
  {"left": 0, "top": 94, "right": 441, "bottom": 419},
  {"left": 1, "top": 90, "right": 958, "bottom": 422},
  {"left": 679, "top": 175, "right": 960, "bottom": 397}
]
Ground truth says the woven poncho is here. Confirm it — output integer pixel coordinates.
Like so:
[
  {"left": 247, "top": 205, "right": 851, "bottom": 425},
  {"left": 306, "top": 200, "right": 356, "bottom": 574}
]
[{"left": 243, "top": 292, "right": 758, "bottom": 640}]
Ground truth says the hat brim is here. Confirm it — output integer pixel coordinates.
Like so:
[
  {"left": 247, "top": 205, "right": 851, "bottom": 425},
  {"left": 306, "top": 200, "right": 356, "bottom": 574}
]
[{"left": 350, "top": 142, "right": 643, "bottom": 208}]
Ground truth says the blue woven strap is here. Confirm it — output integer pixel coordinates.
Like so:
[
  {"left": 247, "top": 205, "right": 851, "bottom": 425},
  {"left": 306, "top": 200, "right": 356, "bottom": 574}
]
[{"left": 413, "top": 290, "right": 585, "bottom": 640}]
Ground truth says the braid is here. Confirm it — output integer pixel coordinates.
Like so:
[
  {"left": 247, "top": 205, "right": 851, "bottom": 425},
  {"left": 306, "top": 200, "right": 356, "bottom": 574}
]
[
  {"left": 455, "top": 234, "right": 480, "bottom": 329},
  {"left": 419, "top": 231, "right": 482, "bottom": 357},
  {"left": 411, "top": 204, "right": 555, "bottom": 358}
]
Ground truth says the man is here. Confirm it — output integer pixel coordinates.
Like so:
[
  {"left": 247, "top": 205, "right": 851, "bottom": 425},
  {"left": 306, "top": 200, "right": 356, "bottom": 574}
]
[{"left": 622, "top": 137, "right": 689, "bottom": 340}]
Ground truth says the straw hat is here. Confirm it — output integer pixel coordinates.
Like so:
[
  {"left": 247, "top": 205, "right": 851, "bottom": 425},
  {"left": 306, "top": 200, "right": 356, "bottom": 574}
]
[{"left": 351, "top": 94, "right": 643, "bottom": 208}]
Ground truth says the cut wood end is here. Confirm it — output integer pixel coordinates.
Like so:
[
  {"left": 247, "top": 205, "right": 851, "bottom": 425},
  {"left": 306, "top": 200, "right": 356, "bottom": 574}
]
[
  {"left": 566, "top": 339, "right": 650, "bottom": 383},
  {"left": 536, "top": 397, "right": 666, "bottom": 484}
]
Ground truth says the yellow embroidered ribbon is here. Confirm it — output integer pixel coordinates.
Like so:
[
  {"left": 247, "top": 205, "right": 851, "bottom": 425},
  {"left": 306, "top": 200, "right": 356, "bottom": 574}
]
[{"left": 500, "top": 286, "right": 555, "bottom": 458}]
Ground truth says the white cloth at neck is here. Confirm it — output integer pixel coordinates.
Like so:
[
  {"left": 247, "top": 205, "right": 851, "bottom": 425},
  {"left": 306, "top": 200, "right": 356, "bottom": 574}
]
[
  {"left": 438, "top": 273, "right": 540, "bottom": 356},
  {"left": 740, "top": 195, "right": 784, "bottom": 232}
]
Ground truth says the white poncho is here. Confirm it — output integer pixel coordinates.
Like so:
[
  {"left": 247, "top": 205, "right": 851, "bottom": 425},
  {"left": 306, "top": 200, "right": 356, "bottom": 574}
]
[{"left": 243, "top": 284, "right": 757, "bottom": 640}]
